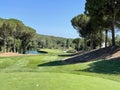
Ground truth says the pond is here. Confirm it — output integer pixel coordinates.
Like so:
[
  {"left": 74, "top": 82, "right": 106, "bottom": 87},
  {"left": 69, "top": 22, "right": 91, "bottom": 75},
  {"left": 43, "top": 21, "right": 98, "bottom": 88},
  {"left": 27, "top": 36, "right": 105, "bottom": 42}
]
[
  {"left": 26, "top": 50, "right": 41, "bottom": 54},
  {"left": 26, "top": 50, "right": 48, "bottom": 54}
]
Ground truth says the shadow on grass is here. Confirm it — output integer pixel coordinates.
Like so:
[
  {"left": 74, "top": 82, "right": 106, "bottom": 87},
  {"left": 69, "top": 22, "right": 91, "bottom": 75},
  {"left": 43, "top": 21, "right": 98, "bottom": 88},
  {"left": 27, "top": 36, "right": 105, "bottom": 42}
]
[
  {"left": 80, "top": 57, "right": 120, "bottom": 74},
  {"left": 37, "top": 60, "right": 66, "bottom": 66},
  {"left": 58, "top": 51, "right": 85, "bottom": 57},
  {"left": 38, "top": 57, "right": 120, "bottom": 74},
  {"left": 58, "top": 54, "right": 77, "bottom": 57},
  {"left": 38, "top": 46, "right": 120, "bottom": 68}
]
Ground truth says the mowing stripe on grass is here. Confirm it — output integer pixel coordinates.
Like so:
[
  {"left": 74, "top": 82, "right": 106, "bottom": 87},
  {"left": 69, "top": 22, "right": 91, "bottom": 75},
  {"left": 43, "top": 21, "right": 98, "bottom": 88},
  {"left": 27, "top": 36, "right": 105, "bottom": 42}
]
[{"left": 0, "top": 72, "right": 120, "bottom": 90}]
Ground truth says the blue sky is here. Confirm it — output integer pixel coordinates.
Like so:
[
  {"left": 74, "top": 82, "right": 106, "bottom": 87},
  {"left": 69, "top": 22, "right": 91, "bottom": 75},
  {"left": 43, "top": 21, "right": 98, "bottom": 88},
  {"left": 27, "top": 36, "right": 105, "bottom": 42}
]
[{"left": 0, "top": 0, "right": 86, "bottom": 38}]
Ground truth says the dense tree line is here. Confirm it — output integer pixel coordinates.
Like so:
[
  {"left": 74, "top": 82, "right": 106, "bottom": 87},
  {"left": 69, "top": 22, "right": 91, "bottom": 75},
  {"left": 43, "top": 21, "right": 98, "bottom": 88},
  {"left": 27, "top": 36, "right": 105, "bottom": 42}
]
[
  {"left": 28, "top": 34, "right": 86, "bottom": 52},
  {"left": 71, "top": 0, "right": 120, "bottom": 50},
  {"left": 28, "top": 34, "right": 85, "bottom": 52},
  {"left": 0, "top": 17, "right": 85, "bottom": 54},
  {"left": 29, "top": 34, "right": 77, "bottom": 50},
  {"left": 38, "top": 35, "right": 85, "bottom": 51},
  {"left": 37, "top": 35, "right": 70, "bottom": 49},
  {"left": 0, "top": 18, "right": 36, "bottom": 54}
]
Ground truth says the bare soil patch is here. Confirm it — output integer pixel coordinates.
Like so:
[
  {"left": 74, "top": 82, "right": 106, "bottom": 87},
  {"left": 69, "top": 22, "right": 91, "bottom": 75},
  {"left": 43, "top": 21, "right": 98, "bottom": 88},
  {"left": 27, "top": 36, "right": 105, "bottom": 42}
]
[
  {"left": 0, "top": 52, "right": 36, "bottom": 57},
  {"left": 64, "top": 46, "right": 120, "bottom": 64}
]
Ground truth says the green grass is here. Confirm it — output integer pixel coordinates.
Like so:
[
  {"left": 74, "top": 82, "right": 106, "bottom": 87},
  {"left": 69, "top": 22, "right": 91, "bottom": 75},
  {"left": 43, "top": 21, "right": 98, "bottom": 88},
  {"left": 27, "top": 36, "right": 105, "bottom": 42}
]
[
  {"left": 0, "top": 49, "right": 120, "bottom": 90},
  {"left": 40, "top": 49, "right": 66, "bottom": 54},
  {"left": 0, "top": 72, "right": 120, "bottom": 90}
]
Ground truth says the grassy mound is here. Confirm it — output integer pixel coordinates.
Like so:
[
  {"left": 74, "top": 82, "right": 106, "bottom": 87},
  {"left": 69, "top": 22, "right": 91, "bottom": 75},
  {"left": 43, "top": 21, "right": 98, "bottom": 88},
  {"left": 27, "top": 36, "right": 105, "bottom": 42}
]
[
  {"left": 65, "top": 46, "right": 120, "bottom": 64},
  {"left": 0, "top": 72, "right": 120, "bottom": 90}
]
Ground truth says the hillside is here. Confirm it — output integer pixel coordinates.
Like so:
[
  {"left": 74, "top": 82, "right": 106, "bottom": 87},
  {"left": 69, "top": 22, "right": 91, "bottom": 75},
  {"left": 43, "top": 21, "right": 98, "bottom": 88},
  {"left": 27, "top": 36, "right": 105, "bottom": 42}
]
[
  {"left": 36, "top": 34, "right": 74, "bottom": 49},
  {"left": 38, "top": 34, "right": 73, "bottom": 39},
  {"left": 0, "top": 49, "right": 120, "bottom": 90},
  {"left": 64, "top": 46, "right": 120, "bottom": 64}
]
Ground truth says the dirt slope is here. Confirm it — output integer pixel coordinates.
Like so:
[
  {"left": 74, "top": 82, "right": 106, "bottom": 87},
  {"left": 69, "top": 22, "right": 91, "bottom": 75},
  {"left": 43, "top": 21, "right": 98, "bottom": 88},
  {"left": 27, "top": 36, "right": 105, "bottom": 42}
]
[
  {"left": 64, "top": 46, "right": 120, "bottom": 64},
  {"left": 0, "top": 52, "right": 36, "bottom": 57}
]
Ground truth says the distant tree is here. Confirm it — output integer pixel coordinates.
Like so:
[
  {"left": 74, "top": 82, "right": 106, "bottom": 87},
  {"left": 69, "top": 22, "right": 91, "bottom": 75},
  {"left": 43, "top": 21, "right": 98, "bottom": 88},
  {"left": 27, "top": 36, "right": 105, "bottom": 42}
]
[
  {"left": 66, "top": 39, "right": 72, "bottom": 49},
  {"left": 72, "top": 38, "right": 83, "bottom": 51},
  {"left": 0, "top": 18, "right": 37, "bottom": 54},
  {"left": 0, "top": 23, "right": 11, "bottom": 52},
  {"left": 115, "top": 35, "right": 120, "bottom": 46},
  {"left": 20, "top": 26, "right": 36, "bottom": 54}
]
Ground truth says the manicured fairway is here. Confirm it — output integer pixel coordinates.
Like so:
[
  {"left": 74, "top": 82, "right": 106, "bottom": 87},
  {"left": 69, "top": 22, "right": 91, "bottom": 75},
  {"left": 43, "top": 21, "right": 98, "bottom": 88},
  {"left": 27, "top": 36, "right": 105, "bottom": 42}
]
[
  {"left": 0, "top": 72, "right": 120, "bottom": 90},
  {"left": 0, "top": 49, "right": 120, "bottom": 90}
]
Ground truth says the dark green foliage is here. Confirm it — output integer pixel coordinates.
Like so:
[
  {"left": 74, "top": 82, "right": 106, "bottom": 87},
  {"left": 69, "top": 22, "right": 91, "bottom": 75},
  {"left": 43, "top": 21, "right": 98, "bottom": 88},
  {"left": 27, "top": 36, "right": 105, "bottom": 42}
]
[
  {"left": 0, "top": 17, "right": 80, "bottom": 52},
  {"left": 71, "top": 0, "right": 120, "bottom": 49},
  {"left": 72, "top": 38, "right": 83, "bottom": 51},
  {"left": 0, "top": 18, "right": 36, "bottom": 53},
  {"left": 71, "top": 14, "right": 105, "bottom": 50},
  {"left": 36, "top": 34, "right": 75, "bottom": 50},
  {"left": 85, "top": 0, "right": 120, "bottom": 46}
]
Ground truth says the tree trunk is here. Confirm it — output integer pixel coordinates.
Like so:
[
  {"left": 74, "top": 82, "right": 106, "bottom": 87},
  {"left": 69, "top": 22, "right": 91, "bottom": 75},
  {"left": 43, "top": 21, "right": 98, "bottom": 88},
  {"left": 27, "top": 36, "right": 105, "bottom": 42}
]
[
  {"left": 105, "top": 30, "right": 108, "bottom": 48},
  {"left": 13, "top": 37, "right": 16, "bottom": 53},
  {"left": 111, "top": 0, "right": 116, "bottom": 46},
  {"left": 23, "top": 48, "right": 26, "bottom": 54},
  {"left": 93, "top": 34, "right": 96, "bottom": 49},
  {"left": 90, "top": 33, "right": 93, "bottom": 50},
  {"left": 84, "top": 38, "right": 87, "bottom": 50},
  {"left": 100, "top": 30, "right": 102, "bottom": 48},
  {"left": 22, "top": 45, "right": 27, "bottom": 54},
  {"left": 21, "top": 41, "right": 28, "bottom": 54},
  {"left": 111, "top": 17, "right": 115, "bottom": 46},
  {"left": 3, "top": 38, "right": 7, "bottom": 53},
  {"left": 77, "top": 39, "right": 81, "bottom": 51}
]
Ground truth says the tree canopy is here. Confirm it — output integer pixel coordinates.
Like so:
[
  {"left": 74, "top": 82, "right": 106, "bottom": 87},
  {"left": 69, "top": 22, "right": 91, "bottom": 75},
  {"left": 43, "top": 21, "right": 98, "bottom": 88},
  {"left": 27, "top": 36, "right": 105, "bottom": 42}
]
[
  {"left": 0, "top": 18, "right": 36, "bottom": 54},
  {"left": 71, "top": 0, "right": 120, "bottom": 50},
  {"left": 85, "top": 0, "right": 120, "bottom": 46},
  {"left": 0, "top": 17, "right": 79, "bottom": 53}
]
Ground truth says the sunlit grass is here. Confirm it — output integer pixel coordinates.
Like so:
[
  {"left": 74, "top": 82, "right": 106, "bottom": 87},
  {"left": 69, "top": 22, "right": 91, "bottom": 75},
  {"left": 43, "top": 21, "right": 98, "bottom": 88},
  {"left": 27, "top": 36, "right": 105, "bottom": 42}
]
[
  {"left": 0, "top": 49, "right": 120, "bottom": 90},
  {"left": 0, "top": 72, "right": 120, "bottom": 90}
]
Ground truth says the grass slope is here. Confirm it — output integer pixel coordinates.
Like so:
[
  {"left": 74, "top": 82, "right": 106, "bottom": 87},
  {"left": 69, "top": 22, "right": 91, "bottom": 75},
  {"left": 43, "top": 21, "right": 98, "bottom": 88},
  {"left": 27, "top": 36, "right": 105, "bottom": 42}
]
[
  {"left": 0, "top": 49, "right": 120, "bottom": 90},
  {"left": 0, "top": 72, "right": 120, "bottom": 90}
]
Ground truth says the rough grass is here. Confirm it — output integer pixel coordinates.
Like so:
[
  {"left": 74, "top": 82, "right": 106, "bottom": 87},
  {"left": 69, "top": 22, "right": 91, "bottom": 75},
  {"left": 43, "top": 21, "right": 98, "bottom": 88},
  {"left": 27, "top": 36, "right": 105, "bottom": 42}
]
[{"left": 0, "top": 49, "right": 120, "bottom": 90}]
